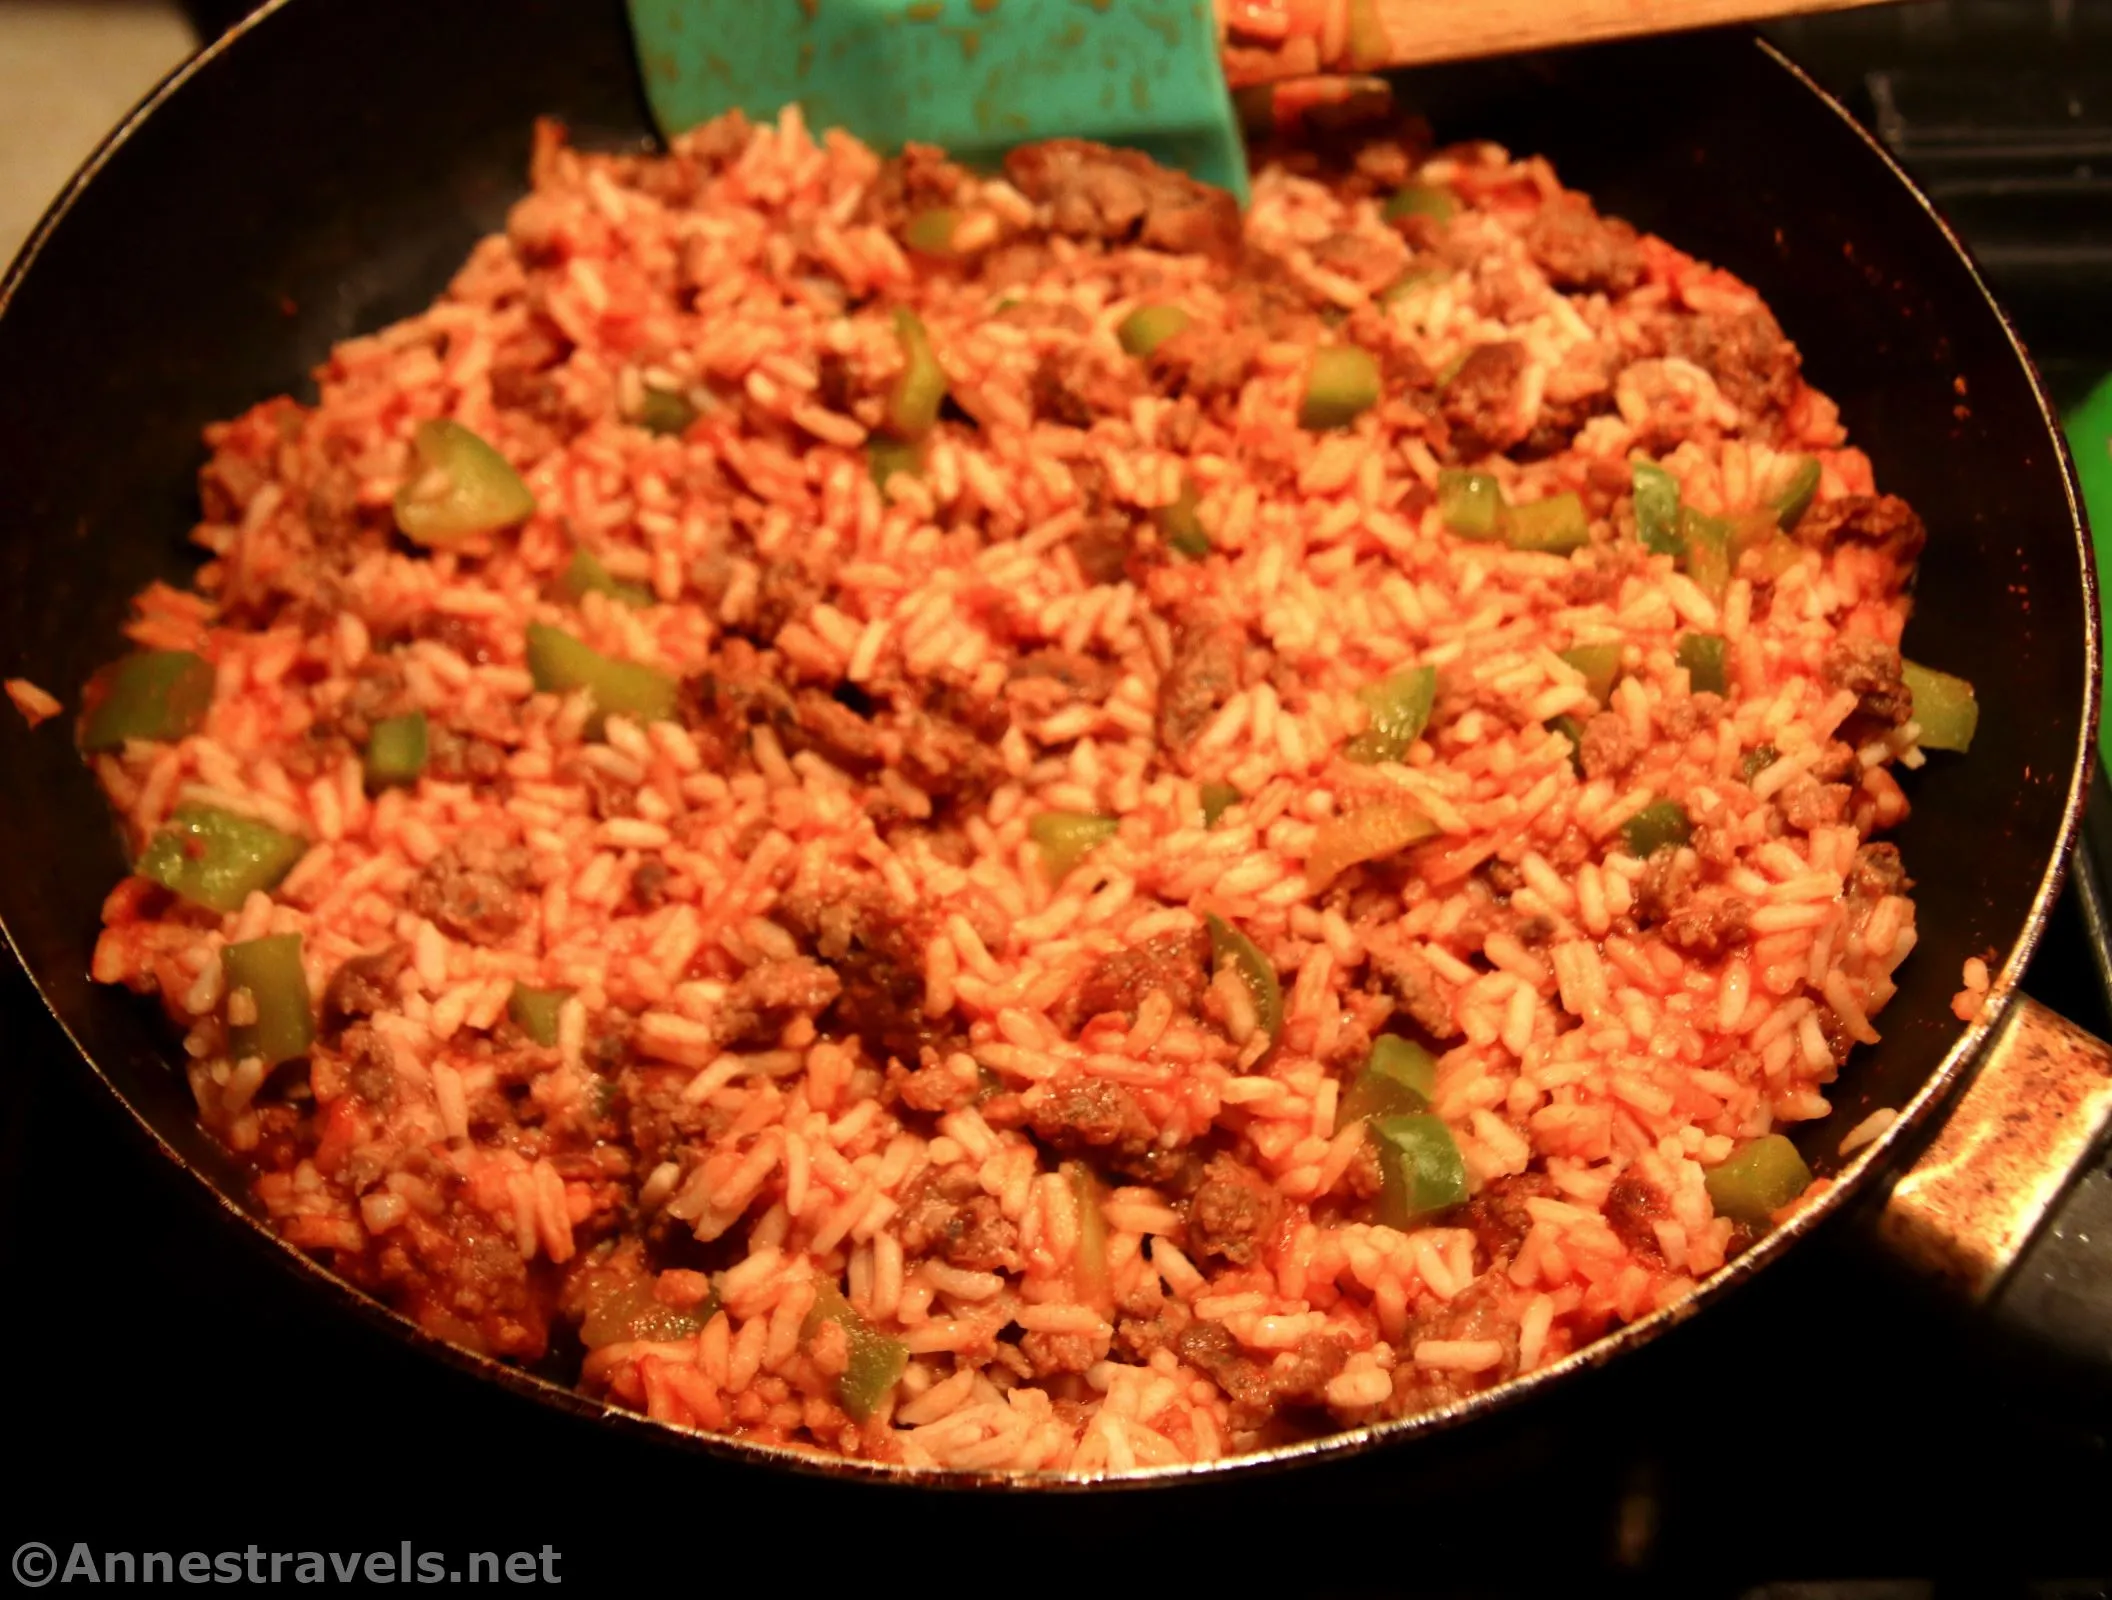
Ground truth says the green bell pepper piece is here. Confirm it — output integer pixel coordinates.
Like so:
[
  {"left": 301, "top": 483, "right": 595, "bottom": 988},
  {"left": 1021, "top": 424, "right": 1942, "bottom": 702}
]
[
  {"left": 80, "top": 650, "right": 215, "bottom": 751},
  {"left": 1621, "top": 799, "right": 1693, "bottom": 859},
  {"left": 223, "top": 932, "right": 315, "bottom": 1066},
  {"left": 1740, "top": 744, "right": 1780, "bottom": 783},
  {"left": 804, "top": 1283, "right": 908, "bottom": 1422},
  {"left": 885, "top": 309, "right": 947, "bottom": 442},
  {"left": 1438, "top": 469, "right": 1503, "bottom": 540},
  {"left": 508, "top": 983, "right": 571, "bottom": 1047},
  {"left": 1200, "top": 781, "right": 1241, "bottom": 828},
  {"left": 1371, "top": 1113, "right": 1469, "bottom": 1230},
  {"left": 138, "top": 804, "right": 307, "bottom": 914},
  {"left": 1901, "top": 659, "right": 1978, "bottom": 752},
  {"left": 554, "top": 550, "right": 652, "bottom": 609},
  {"left": 393, "top": 419, "right": 535, "bottom": 546},
  {"left": 637, "top": 387, "right": 697, "bottom": 438},
  {"left": 1503, "top": 491, "right": 1589, "bottom": 554},
  {"left": 1705, "top": 1134, "right": 1812, "bottom": 1227},
  {"left": 364, "top": 711, "right": 428, "bottom": 789},
  {"left": 1382, "top": 182, "right": 1457, "bottom": 225},
  {"left": 1334, "top": 1035, "right": 1437, "bottom": 1132},
  {"left": 1344, "top": 664, "right": 1437, "bottom": 764},
  {"left": 582, "top": 1276, "right": 718, "bottom": 1349},
  {"left": 1378, "top": 266, "right": 1445, "bottom": 307},
  {"left": 867, "top": 437, "right": 926, "bottom": 493},
  {"left": 1117, "top": 304, "right": 1192, "bottom": 359},
  {"left": 1632, "top": 462, "right": 1683, "bottom": 556},
  {"left": 1678, "top": 507, "right": 1732, "bottom": 601},
  {"left": 1066, "top": 1162, "right": 1114, "bottom": 1314},
  {"left": 902, "top": 207, "right": 959, "bottom": 257},
  {"left": 1676, "top": 633, "right": 1729, "bottom": 696},
  {"left": 1029, "top": 811, "right": 1119, "bottom": 883},
  {"left": 525, "top": 623, "right": 677, "bottom": 733},
  {"left": 1154, "top": 477, "right": 1210, "bottom": 558},
  {"left": 1769, "top": 456, "right": 1821, "bottom": 530},
  {"left": 1207, "top": 914, "right": 1282, "bottom": 1046},
  {"left": 1560, "top": 643, "right": 1621, "bottom": 706},
  {"left": 1298, "top": 346, "right": 1381, "bottom": 431},
  {"left": 1549, "top": 714, "right": 1585, "bottom": 773}
]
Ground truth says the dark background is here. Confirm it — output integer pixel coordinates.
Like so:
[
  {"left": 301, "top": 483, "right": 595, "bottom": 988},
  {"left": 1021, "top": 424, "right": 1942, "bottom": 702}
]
[{"left": 4, "top": 2, "right": 2110, "bottom": 1592}]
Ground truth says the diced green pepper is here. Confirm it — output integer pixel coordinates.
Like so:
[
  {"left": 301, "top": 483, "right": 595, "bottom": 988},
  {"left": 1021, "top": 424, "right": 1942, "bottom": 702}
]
[
  {"left": 1370, "top": 1113, "right": 1468, "bottom": 1230},
  {"left": 1344, "top": 664, "right": 1437, "bottom": 764},
  {"left": 1117, "top": 303, "right": 1192, "bottom": 359},
  {"left": 1769, "top": 456, "right": 1821, "bottom": 530},
  {"left": 1676, "top": 633, "right": 1729, "bottom": 696},
  {"left": 1740, "top": 744, "right": 1780, "bottom": 783},
  {"left": 1028, "top": 811, "right": 1119, "bottom": 883},
  {"left": 1902, "top": 659, "right": 1978, "bottom": 753},
  {"left": 223, "top": 932, "right": 315, "bottom": 1066},
  {"left": 508, "top": 983, "right": 571, "bottom": 1047},
  {"left": 1378, "top": 266, "right": 1445, "bottom": 306},
  {"left": 1549, "top": 714, "right": 1585, "bottom": 773},
  {"left": 1154, "top": 477, "right": 1210, "bottom": 558},
  {"left": 1727, "top": 508, "right": 1786, "bottom": 564},
  {"left": 1705, "top": 1134, "right": 1812, "bottom": 1227},
  {"left": 1382, "top": 182, "right": 1457, "bottom": 226},
  {"left": 1306, "top": 799, "right": 1438, "bottom": 889},
  {"left": 1620, "top": 799, "right": 1692, "bottom": 859},
  {"left": 637, "top": 387, "right": 697, "bottom": 438},
  {"left": 1065, "top": 1161, "right": 1113, "bottom": 1314},
  {"left": 80, "top": 649, "right": 215, "bottom": 751},
  {"left": 1200, "top": 781, "right": 1240, "bottom": 828},
  {"left": 554, "top": 550, "right": 653, "bottom": 609},
  {"left": 1503, "top": 491, "right": 1589, "bottom": 554},
  {"left": 1334, "top": 1035, "right": 1436, "bottom": 1131},
  {"left": 867, "top": 437, "right": 926, "bottom": 492},
  {"left": 902, "top": 207, "right": 959, "bottom": 257},
  {"left": 804, "top": 1282, "right": 908, "bottom": 1422},
  {"left": 1741, "top": 530, "right": 1808, "bottom": 583},
  {"left": 393, "top": 419, "right": 536, "bottom": 546},
  {"left": 885, "top": 308, "right": 947, "bottom": 442},
  {"left": 137, "top": 804, "right": 307, "bottom": 914},
  {"left": 1298, "top": 346, "right": 1381, "bottom": 431},
  {"left": 524, "top": 623, "right": 677, "bottom": 734},
  {"left": 1207, "top": 913, "right": 1282, "bottom": 1046},
  {"left": 581, "top": 1276, "right": 717, "bottom": 1349},
  {"left": 1632, "top": 462, "right": 1683, "bottom": 556},
  {"left": 1560, "top": 643, "right": 1621, "bottom": 706},
  {"left": 1438, "top": 469, "right": 1503, "bottom": 540},
  {"left": 1678, "top": 507, "right": 1732, "bottom": 601},
  {"left": 363, "top": 711, "right": 428, "bottom": 789}
]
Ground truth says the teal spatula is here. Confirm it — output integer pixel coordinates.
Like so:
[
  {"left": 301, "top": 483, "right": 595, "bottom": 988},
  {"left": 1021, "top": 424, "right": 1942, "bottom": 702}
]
[{"left": 626, "top": 0, "right": 1250, "bottom": 204}]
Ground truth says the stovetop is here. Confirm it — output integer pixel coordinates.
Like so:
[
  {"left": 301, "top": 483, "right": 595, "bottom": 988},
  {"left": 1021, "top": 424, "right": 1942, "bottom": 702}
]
[{"left": 3, "top": 4, "right": 2109, "bottom": 1591}]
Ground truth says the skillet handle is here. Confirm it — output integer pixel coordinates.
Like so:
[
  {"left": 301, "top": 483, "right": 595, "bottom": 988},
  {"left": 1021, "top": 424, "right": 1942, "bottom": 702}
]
[{"left": 1877, "top": 995, "right": 2112, "bottom": 1310}]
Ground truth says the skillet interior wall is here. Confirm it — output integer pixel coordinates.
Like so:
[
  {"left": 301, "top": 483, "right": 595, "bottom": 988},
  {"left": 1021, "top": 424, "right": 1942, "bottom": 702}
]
[{"left": 0, "top": 0, "right": 2085, "bottom": 1238}]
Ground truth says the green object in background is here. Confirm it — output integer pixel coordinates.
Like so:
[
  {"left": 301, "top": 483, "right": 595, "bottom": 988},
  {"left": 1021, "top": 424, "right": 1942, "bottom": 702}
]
[
  {"left": 2063, "top": 376, "right": 2112, "bottom": 767},
  {"left": 627, "top": 0, "right": 1250, "bottom": 206}
]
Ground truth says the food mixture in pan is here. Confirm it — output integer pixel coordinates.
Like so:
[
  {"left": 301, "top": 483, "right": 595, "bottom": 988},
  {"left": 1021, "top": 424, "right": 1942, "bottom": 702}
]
[{"left": 75, "top": 108, "right": 1979, "bottom": 1471}]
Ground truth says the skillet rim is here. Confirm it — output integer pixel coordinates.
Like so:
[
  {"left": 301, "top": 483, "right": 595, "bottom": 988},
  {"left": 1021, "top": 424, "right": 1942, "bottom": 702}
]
[{"left": 0, "top": 9, "right": 2096, "bottom": 1489}]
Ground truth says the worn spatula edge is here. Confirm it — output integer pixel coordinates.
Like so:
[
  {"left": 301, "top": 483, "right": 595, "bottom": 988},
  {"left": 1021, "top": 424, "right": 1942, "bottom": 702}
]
[
  {"left": 1225, "top": 0, "right": 1896, "bottom": 85},
  {"left": 628, "top": 0, "right": 1251, "bottom": 204}
]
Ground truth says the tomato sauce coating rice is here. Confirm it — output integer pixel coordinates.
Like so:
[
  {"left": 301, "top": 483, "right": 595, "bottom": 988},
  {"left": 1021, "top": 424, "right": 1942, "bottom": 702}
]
[{"left": 85, "top": 109, "right": 1938, "bottom": 1471}]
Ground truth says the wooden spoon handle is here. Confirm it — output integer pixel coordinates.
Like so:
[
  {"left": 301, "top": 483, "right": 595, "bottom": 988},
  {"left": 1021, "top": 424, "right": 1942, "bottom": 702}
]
[{"left": 1220, "top": 0, "right": 1893, "bottom": 86}]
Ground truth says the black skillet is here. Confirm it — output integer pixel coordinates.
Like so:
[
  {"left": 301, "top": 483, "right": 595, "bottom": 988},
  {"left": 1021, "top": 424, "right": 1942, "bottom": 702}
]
[{"left": 0, "top": 0, "right": 2101, "bottom": 1484}]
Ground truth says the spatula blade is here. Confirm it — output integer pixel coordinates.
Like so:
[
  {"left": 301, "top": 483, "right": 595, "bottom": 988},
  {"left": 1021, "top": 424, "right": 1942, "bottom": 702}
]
[{"left": 627, "top": 0, "right": 1249, "bottom": 203}]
